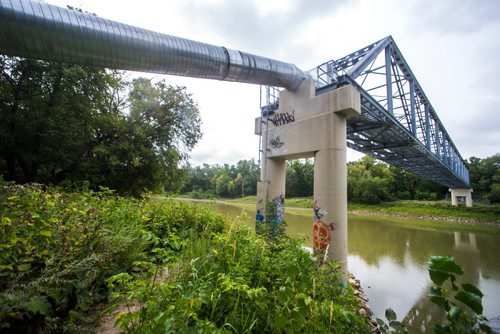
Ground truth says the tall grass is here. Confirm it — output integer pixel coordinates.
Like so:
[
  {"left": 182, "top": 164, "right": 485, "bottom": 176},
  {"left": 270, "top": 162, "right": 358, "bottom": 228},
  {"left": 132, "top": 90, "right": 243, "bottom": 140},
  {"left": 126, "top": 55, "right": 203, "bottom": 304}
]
[
  {"left": 1, "top": 183, "right": 369, "bottom": 333},
  {"left": 112, "top": 215, "right": 370, "bottom": 333}
]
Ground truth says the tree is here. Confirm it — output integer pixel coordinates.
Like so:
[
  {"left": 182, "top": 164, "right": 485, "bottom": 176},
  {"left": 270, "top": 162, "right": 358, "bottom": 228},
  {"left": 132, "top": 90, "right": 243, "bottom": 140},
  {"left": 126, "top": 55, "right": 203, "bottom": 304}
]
[
  {"left": 235, "top": 159, "right": 259, "bottom": 197},
  {"left": 181, "top": 159, "right": 259, "bottom": 198},
  {"left": 182, "top": 163, "right": 221, "bottom": 194},
  {"left": 0, "top": 55, "right": 125, "bottom": 184},
  {"left": 0, "top": 56, "right": 202, "bottom": 196},
  {"left": 123, "top": 78, "right": 202, "bottom": 194},
  {"left": 467, "top": 154, "right": 500, "bottom": 203},
  {"left": 286, "top": 159, "right": 313, "bottom": 197},
  {"left": 347, "top": 156, "right": 394, "bottom": 204}
]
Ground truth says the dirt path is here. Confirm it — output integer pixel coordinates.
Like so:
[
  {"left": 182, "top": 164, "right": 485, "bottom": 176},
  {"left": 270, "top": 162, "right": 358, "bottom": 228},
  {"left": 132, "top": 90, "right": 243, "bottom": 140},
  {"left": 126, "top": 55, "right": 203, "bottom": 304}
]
[{"left": 98, "top": 302, "right": 141, "bottom": 334}]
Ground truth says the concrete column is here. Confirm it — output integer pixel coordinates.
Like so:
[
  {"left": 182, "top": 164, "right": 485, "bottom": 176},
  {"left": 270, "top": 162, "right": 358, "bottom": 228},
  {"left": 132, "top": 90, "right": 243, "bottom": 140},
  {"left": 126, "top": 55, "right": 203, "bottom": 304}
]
[
  {"left": 449, "top": 188, "right": 473, "bottom": 207},
  {"left": 256, "top": 158, "right": 286, "bottom": 216},
  {"left": 266, "top": 158, "right": 286, "bottom": 201},
  {"left": 314, "top": 114, "right": 348, "bottom": 274}
]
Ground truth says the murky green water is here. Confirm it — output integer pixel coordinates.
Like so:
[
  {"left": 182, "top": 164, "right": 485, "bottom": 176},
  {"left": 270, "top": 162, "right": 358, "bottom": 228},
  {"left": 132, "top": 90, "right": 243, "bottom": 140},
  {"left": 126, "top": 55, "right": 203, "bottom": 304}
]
[{"left": 212, "top": 202, "right": 500, "bottom": 333}]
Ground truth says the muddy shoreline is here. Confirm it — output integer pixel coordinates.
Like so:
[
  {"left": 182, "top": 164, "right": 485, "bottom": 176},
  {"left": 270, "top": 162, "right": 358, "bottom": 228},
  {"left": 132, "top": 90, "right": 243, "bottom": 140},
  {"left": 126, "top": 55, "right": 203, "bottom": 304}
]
[{"left": 350, "top": 210, "right": 500, "bottom": 228}]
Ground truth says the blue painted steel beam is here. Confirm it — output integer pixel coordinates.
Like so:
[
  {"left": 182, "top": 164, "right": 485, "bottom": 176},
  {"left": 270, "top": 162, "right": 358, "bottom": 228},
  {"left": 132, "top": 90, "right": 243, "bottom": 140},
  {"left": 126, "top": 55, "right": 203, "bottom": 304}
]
[
  {"left": 304, "top": 36, "right": 470, "bottom": 188},
  {"left": 385, "top": 46, "right": 394, "bottom": 115}
]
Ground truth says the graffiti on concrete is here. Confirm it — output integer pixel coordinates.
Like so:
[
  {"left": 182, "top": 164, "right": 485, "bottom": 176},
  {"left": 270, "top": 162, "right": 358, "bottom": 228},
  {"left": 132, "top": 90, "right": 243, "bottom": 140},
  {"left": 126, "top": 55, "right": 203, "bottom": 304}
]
[
  {"left": 274, "top": 194, "right": 285, "bottom": 224},
  {"left": 255, "top": 209, "right": 264, "bottom": 223},
  {"left": 312, "top": 200, "right": 335, "bottom": 250},
  {"left": 270, "top": 136, "right": 284, "bottom": 149},
  {"left": 313, "top": 200, "right": 328, "bottom": 222},
  {"left": 269, "top": 110, "right": 295, "bottom": 127}
]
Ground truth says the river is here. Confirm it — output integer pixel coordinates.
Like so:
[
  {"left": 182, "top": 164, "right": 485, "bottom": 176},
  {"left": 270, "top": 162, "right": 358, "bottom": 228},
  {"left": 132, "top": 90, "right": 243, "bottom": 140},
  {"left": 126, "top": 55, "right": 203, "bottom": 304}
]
[{"left": 210, "top": 201, "right": 500, "bottom": 333}]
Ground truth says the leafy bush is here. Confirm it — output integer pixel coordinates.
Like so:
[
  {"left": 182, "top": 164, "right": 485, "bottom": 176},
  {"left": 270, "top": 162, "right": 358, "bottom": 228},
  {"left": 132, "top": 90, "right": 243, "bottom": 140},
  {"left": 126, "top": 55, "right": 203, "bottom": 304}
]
[
  {"left": 110, "top": 219, "right": 370, "bottom": 333},
  {"left": 1, "top": 183, "right": 369, "bottom": 332},
  {"left": 0, "top": 184, "right": 226, "bottom": 332},
  {"left": 415, "top": 191, "right": 437, "bottom": 201},
  {"left": 0, "top": 184, "right": 148, "bottom": 332}
]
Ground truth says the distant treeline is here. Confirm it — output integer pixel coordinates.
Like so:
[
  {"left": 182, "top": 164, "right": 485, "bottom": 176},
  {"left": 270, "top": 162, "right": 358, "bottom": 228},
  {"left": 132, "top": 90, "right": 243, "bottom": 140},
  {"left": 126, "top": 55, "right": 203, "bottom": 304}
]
[{"left": 180, "top": 154, "right": 499, "bottom": 204}]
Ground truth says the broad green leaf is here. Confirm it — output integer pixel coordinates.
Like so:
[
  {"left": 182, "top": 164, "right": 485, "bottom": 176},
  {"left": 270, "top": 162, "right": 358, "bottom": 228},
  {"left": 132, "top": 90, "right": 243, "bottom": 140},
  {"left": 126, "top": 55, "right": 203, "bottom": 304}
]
[
  {"left": 427, "top": 256, "right": 463, "bottom": 285},
  {"left": 1, "top": 217, "right": 12, "bottom": 225},
  {"left": 428, "top": 287, "right": 446, "bottom": 307},
  {"left": 455, "top": 290, "right": 483, "bottom": 314},
  {"left": 385, "top": 308, "right": 397, "bottom": 321},
  {"left": 462, "top": 283, "right": 483, "bottom": 298},
  {"left": 26, "top": 296, "right": 51, "bottom": 315},
  {"left": 17, "top": 263, "right": 31, "bottom": 272},
  {"left": 433, "top": 324, "right": 452, "bottom": 334},
  {"left": 39, "top": 230, "right": 52, "bottom": 237},
  {"left": 376, "top": 318, "right": 389, "bottom": 333},
  {"left": 448, "top": 305, "right": 461, "bottom": 320},
  {"left": 273, "top": 314, "right": 288, "bottom": 331},
  {"left": 0, "top": 265, "right": 13, "bottom": 271},
  {"left": 389, "top": 320, "right": 403, "bottom": 330}
]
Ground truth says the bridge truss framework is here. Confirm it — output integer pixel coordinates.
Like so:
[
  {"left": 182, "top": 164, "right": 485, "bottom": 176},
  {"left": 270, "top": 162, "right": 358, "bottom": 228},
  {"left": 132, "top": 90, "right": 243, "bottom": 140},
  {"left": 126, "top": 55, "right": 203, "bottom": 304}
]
[{"left": 261, "top": 36, "right": 470, "bottom": 189}]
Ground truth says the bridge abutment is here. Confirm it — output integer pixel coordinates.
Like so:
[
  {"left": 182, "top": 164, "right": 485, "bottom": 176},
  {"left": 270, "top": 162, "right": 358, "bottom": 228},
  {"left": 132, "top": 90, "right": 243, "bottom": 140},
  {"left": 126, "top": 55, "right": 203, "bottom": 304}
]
[
  {"left": 256, "top": 80, "right": 360, "bottom": 274},
  {"left": 448, "top": 188, "right": 473, "bottom": 207}
]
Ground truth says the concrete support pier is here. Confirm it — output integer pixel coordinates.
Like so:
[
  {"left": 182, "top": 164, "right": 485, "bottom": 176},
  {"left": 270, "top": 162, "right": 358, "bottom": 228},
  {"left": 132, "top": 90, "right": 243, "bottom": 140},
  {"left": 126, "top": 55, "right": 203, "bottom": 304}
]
[
  {"left": 449, "top": 188, "right": 473, "bottom": 207},
  {"left": 256, "top": 80, "right": 360, "bottom": 274}
]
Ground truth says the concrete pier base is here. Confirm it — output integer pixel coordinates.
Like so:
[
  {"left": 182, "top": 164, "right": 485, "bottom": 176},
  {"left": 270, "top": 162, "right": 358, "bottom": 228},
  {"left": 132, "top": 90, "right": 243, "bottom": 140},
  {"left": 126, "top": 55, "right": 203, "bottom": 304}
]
[
  {"left": 449, "top": 188, "right": 473, "bottom": 207},
  {"left": 256, "top": 79, "right": 360, "bottom": 274}
]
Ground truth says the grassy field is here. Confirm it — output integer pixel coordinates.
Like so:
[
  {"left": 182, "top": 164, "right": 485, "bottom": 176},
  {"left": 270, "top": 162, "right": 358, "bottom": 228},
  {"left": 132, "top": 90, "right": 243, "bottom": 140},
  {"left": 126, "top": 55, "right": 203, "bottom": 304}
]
[{"left": 226, "top": 196, "right": 500, "bottom": 224}]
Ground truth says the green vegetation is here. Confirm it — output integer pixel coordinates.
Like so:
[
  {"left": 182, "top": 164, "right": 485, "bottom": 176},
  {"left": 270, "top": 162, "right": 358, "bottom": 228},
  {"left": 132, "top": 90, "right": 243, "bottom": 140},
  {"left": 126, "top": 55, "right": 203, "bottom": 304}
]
[
  {"left": 427, "top": 256, "right": 492, "bottom": 333},
  {"left": 0, "top": 183, "right": 369, "bottom": 333},
  {"left": 467, "top": 154, "right": 500, "bottom": 203},
  {"left": 181, "top": 155, "right": 500, "bottom": 206},
  {"left": 1, "top": 50, "right": 498, "bottom": 334},
  {"left": 182, "top": 160, "right": 260, "bottom": 199},
  {"left": 376, "top": 256, "right": 493, "bottom": 334},
  {"left": 111, "top": 218, "right": 368, "bottom": 333},
  {"left": 0, "top": 55, "right": 201, "bottom": 196}
]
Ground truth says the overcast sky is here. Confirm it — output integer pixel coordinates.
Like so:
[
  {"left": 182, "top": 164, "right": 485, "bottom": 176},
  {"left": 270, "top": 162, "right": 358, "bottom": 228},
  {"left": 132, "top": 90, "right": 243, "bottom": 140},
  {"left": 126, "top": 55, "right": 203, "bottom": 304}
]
[{"left": 45, "top": 0, "right": 500, "bottom": 165}]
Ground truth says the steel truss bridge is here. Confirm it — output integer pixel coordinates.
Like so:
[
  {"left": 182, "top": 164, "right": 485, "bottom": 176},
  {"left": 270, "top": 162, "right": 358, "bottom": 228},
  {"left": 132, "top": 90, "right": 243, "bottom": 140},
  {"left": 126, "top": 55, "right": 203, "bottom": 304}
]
[{"left": 262, "top": 36, "right": 470, "bottom": 188}]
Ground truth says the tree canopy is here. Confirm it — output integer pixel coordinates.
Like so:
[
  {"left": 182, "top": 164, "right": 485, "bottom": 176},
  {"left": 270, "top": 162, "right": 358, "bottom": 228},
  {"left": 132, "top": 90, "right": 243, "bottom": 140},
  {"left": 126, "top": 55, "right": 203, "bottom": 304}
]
[
  {"left": 467, "top": 154, "right": 500, "bottom": 203},
  {"left": 181, "top": 159, "right": 260, "bottom": 198},
  {"left": 0, "top": 55, "right": 201, "bottom": 196}
]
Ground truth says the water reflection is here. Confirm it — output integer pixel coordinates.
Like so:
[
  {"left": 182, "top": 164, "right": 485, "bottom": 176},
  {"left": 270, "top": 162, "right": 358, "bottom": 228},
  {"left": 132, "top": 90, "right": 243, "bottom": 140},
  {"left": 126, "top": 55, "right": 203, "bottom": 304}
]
[{"left": 211, "top": 202, "right": 500, "bottom": 333}]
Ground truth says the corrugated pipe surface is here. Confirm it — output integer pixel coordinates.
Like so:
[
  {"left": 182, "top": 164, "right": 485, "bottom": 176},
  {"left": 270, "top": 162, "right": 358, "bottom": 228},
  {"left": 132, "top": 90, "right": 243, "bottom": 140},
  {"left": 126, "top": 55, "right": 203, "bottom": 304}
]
[{"left": 0, "top": 0, "right": 308, "bottom": 90}]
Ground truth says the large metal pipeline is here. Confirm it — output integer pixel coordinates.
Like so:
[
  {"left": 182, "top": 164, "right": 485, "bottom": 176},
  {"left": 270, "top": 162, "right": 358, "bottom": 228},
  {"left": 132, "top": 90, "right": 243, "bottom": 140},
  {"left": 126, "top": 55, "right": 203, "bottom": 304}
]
[{"left": 0, "top": 0, "right": 308, "bottom": 90}]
